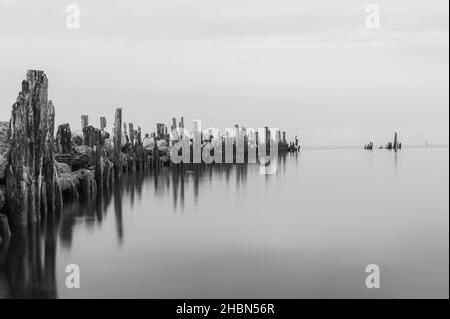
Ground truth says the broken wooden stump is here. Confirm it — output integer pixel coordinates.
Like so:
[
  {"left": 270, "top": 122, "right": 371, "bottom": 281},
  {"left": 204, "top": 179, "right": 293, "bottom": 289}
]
[
  {"left": 100, "top": 117, "right": 107, "bottom": 132},
  {"left": 6, "top": 70, "right": 61, "bottom": 226},
  {"left": 83, "top": 125, "right": 103, "bottom": 148},
  {"left": 94, "top": 146, "right": 105, "bottom": 190},
  {"left": 56, "top": 123, "right": 73, "bottom": 154},
  {"left": 81, "top": 115, "right": 89, "bottom": 131}
]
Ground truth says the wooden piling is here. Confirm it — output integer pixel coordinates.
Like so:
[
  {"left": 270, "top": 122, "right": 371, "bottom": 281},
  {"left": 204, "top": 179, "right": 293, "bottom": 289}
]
[
  {"left": 100, "top": 117, "right": 107, "bottom": 132},
  {"left": 81, "top": 115, "right": 89, "bottom": 131},
  {"left": 6, "top": 70, "right": 61, "bottom": 226},
  {"left": 113, "top": 108, "right": 122, "bottom": 178},
  {"left": 56, "top": 123, "right": 73, "bottom": 154}
]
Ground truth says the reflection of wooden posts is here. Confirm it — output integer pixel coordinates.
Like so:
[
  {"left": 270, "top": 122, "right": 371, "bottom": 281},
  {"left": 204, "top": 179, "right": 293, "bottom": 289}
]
[
  {"left": 81, "top": 115, "right": 89, "bottom": 131},
  {"left": 113, "top": 108, "right": 122, "bottom": 178}
]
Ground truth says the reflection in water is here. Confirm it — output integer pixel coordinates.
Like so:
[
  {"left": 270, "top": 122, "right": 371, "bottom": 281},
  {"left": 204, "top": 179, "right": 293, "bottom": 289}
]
[
  {"left": 0, "top": 154, "right": 294, "bottom": 298},
  {"left": 0, "top": 215, "right": 58, "bottom": 298}
]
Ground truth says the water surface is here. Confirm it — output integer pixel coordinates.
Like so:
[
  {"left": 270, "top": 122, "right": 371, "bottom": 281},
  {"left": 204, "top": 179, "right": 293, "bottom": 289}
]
[{"left": 0, "top": 148, "right": 448, "bottom": 298}]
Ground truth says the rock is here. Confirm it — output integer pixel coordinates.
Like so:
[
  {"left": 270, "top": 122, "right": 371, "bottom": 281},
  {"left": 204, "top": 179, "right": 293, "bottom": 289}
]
[
  {"left": 143, "top": 137, "right": 155, "bottom": 150},
  {"left": 56, "top": 162, "right": 72, "bottom": 175},
  {"left": 158, "top": 145, "right": 170, "bottom": 155},
  {"left": 55, "top": 153, "right": 89, "bottom": 170},
  {"left": 157, "top": 139, "right": 168, "bottom": 148},
  {"left": 75, "top": 145, "right": 94, "bottom": 156},
  {"left": 74, "top": 145, "right": 96, "bottom": 166},
  {"left": 104, "top": 138, "right": 114, "bottom": 157}
]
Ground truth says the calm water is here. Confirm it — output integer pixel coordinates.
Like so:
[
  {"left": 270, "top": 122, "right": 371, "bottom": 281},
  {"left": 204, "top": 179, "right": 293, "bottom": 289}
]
[{"left": 0, "top": 148, "right": 448, "bottom": 298}]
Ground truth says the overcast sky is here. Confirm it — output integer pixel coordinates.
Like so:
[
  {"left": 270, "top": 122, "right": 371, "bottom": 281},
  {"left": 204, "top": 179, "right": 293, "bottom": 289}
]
[{"left": 0, "top": 0, "right": 448, "bottom": 146}]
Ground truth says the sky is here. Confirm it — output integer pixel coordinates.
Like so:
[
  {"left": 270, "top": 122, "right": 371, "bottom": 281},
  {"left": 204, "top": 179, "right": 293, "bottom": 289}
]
[{"left": 0, "top": 0, "right": 448, "bottom": 146}]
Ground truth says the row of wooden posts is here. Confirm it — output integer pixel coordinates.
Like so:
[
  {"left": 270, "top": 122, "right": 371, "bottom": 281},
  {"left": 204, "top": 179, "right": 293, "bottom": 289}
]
[
  {"left": 0, "top": 70, "right": 299, "bottom": 241},
  {"left": 364, "top": 132, "right": 402, "bottom": 151}
]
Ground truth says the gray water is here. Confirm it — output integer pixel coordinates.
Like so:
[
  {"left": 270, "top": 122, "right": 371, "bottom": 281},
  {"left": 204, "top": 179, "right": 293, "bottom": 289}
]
[{"left": 0, "top": 148, "right": 448, "bottom": 298}]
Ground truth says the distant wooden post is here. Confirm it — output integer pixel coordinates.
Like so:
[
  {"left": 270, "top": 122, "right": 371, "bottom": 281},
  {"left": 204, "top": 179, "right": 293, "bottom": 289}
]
[
  {"left": 56, "top": 123, "right": 73, "bottom": 154},
  {"left": 137, "top": 127, "right": 142, "bottom": 146},
  {"left": 393, "top": 132, "right": 398, "bottom": 151},
  {"left": 100, "top": 117, "right": 107, "bottom": 132},
  {"left": 81, "top": 115, "right": 89, "bottom": 131},
  {"left": 123, "top": 122, "right": 128, "bottom": 137},
  {"left": 113, "top": 108, "right": 122, "bottom": 177},
  {"left": 129, "top": 123, "right": 135, "bottom": 148},
  {"left": 157, "top": 123, "right": 165, "bottom": 139}
]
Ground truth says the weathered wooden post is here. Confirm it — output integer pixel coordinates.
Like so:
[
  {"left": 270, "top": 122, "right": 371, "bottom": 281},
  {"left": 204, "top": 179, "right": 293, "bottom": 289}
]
[
  {"left": 123, "top": 123, "right": 129, "bottom": 144},
  {"left": 83, "top": 125, "right": 103, "bottom": 148},
  {"left": 6, "top": 70, "right": 61, "bottom": 226},
  {"left": 113, "top": 108, "right": 122, "bottom": 178},
  {"left": 100, "top": 117, "right": 107, "bottom": 132},
  {"left": 265, "top": 127, "right": 270, "bottom": 156},
  {"left": 42, "top": 100, "right": 63, "bottom": 215},
  {"left": 81, "top": 115, "right": 89, "bottom": 131},
  {"left": 129, "top": 123, "right": 135, "bottom": 148},
  {"left": 157, "top": 123, "right": 165, "bottom": 139},
  {"left": 56, "top": 123, "right": 73, "bottom": 154},
  {"left": 393, "top": 132, "right": 398, "bottom": 151},
  {"left": 95, "top": 146, "right": 104, "bottom": 191}
]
